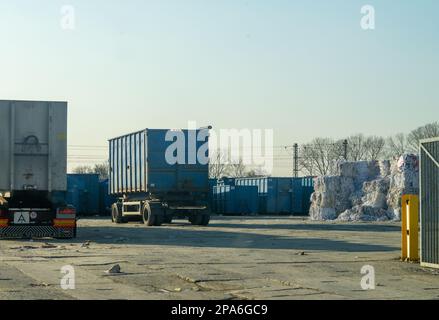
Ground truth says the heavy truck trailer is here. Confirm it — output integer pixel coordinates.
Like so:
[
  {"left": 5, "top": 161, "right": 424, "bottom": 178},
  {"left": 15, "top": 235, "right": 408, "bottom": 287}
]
[
  {"left": 0, "top": 100, "right": 76, "bottom": 239},
  {"left": 109, "top": 127, "right": 211, "bottom": 226}
]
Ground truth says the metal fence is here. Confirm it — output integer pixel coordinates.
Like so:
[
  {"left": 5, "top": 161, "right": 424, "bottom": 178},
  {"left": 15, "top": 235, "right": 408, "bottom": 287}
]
[{"left": 420, "top": 138, "right": 439, "bottom": 268}]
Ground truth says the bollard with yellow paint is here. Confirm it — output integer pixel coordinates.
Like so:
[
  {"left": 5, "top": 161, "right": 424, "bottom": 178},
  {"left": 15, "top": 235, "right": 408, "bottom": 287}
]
[{"left": 401, "top": 194, "right": 419, "bottom": 262}]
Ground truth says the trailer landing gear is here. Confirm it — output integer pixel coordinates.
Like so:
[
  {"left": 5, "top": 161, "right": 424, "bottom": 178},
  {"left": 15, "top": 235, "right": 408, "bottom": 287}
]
[{"left": 110, "top": 200, "right": 210, "bottom": 227}]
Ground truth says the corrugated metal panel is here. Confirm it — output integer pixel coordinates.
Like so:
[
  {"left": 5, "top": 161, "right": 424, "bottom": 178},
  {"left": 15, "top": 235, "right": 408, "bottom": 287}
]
[
  {"left": 66, "top": 174, "right": 100, "bottom": 215},
  {"left": 295, "top": 177, "right": 315, "bottom": 215},
  {"left": 235, "top": 177, "right": 268, "bottom": 194},
  {"left": 0, "top": 100, "right": 67, "bottom": 192},
  {"left": 420, "top": 138, "right": 439, "bottom": 268},
  {"left": 229, "top": 177, "right": 315, "bottom": 215},
  {"left": 109, "top": 131, "right": 145, "bottom": 195},
  {"left": 213, "top": 185, "right": 229, "bottom": 214},
  {"left": 109, "top": 129, "right": 209, "bottom": 195},
  {"left": 266, "top": 178, "right": 292, "bottom": 214},
  {"left": 213, "top": 185, "right": 258, "bottom": 215},
  {"left": 208, "top": 178, "right": 217, "bottom": 212},
  {"left": 234, "top": 186, "right": 259, "bottom": 215}
]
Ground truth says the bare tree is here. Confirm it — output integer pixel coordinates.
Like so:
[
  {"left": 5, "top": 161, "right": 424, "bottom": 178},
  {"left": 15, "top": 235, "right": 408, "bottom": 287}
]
[
  {"left": 72, "top": 165, "right": 93, "bottom": 174},
  {"left": 297, "top": 122, "right": 438, "bottom": 177},
  {"left": 93, "top": 162, "right": 109, "bottom": 180},
  {"left": 343, "top": 134, "right": 385, "bottom": 161},
  {"left": 228, "top": 158, "right": 247, "bottom": 178},
  {"left": 72, "top": 162, "right": 109, "bottom": 180},
  {"left": 299, "top": 135, "right": 386, "bottom": 176},
  {"left": 385, "top": 133, "right": 409, "bottom": 158},
  {"left": 407, "top": 122, "right": 439, "bottom": 152},
  {"left": 299, "top": 138, "right": 344, "bottom": 176},
  {"left": 364, "top": 136, "right": 386, "bottom": 160},
  {"left": 209, "top": 150, "right": 229, "bottom": 179},
  {"left": 347, "top": 134, "right": 368, "bottom": 161},
  {"left": 246, "top": 166, "right": 269, "bottom": 177}
]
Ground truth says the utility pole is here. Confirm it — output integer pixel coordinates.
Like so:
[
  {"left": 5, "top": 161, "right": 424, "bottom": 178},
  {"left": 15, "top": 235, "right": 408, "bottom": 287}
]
[
  {"left": 343, "top": 139, "right": 348, "bottom": 161},
  {"left": 293, "top": 143, "right": 299, "bottom": 178}
]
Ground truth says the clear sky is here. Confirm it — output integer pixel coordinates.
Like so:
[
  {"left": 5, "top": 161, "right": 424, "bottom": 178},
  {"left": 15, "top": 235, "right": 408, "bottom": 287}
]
[{"left": 0, "top": 0, "right": 438, "bottom": 175}]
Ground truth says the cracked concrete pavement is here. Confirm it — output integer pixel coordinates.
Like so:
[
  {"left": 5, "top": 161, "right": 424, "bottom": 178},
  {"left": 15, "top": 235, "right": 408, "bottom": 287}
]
[{"left": 1, "top": 216, "right": 438, "bottom": 300}]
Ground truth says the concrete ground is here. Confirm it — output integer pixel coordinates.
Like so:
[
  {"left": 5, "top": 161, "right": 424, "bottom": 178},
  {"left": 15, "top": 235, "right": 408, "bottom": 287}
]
[{"left": 0, "top": 216, "right": 438, "bottom": 300}]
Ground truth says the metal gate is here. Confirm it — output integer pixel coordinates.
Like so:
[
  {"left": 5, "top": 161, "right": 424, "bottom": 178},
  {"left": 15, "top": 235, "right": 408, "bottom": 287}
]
[{"left": 420, "top": 137, "right": 439, "bottom": 268}]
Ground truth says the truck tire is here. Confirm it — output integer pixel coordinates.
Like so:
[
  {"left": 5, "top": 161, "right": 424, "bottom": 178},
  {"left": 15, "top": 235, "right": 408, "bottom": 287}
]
[
  {"left": 201, "top": 214, "right": 210, "bottom": 226},
  {"left": 164, "top": 215, "right": 173, "bottom": 224},
  {"left": 142, "top": 202, "right": 163, "bottom": 226},
  {"left": 189, "top": 212, "right": 210, "bottom": 226},
  {"left": 112, "top": 203, "right": 126, "bottom": 224}
]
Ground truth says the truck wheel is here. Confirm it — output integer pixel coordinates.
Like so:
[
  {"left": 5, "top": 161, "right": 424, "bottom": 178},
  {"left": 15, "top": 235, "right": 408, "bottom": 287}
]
[
  {"left": 142, "top": 203, "right": 155, "bottom": 226},
  {"left": 164, "top": 215, "right": 173, "bottom": 224},
  {"left": 201, "top": 214, "right": 210, "bottom": 226},
  {"left": 112, "top": 203, "right": 126, "bottom": 224},
  {"left": 142, "top": 202, "right": 163, "bottom": 226},
  {"left": 190, "top": 213, "right": 210, "bottom": 226}
]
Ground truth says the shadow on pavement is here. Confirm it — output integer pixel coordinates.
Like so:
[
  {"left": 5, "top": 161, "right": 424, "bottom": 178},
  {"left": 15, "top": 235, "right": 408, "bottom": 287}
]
[
  {"left": 208, "top": 222, "right": 400, "bottom": 233},
  {"left": 68, "top": 221, "right": 398, "bottom": 253}
]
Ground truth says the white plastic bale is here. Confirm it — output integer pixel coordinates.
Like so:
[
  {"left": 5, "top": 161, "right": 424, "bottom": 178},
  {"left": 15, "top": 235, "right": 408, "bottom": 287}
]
[
  {"left": 361, "top": 178, "right": 390, "bottom": 208},
  {"left": 309, "top": 156, "right": 419, "bottom": 222},
  {"left": 337, "top": 161, "right": 381, "bottom": 188},
  {"left": 309, "top": 176, "right": 355, "bottom": 220},
  {"left": 309, "top": 207, "right": 337, "bottom": 221},
  {"left": 338, "top": 206, "right": 392, "bottom": 222},
  {"left": 379, "top": 160, "right": 391, "bottom": 177},
  {"left": 386, "top": 154, "right": 419, "bottom": 220}
]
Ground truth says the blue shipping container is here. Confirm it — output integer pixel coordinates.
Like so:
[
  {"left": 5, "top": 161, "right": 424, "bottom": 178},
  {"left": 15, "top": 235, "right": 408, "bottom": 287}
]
[
  {"left": 235, "top": 176, "right": 315, "bottom": 215},
  {"left": 217, "top": 177, "right": 236, "bottom": 187},
  {"left": 213, "top": 185, "right": 259, "bottom": 215},
  {"left": 66, "top": 174, "right": 100, "bottom": 215},
  {"left": 212, "top": 185, "right": 229, "bottom": 214},
  {"left": 109, "top": 129, "right": 209, "bottom": 196},
  {"left": 233, "top": 186, "right": 259, "bottom": 215},
  {"left": 207, "top": 178, "right": 217, "bottom": 212},
  {"left": 297, "top": 177, "right": 315, "bottom": 215},
  {"left": 265, "top": 178, "right": 294, "bottom": 214}
]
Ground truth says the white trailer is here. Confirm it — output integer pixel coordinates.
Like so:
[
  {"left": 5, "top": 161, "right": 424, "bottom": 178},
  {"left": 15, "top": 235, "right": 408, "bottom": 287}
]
[{"left": 0, "top": 100, "right": 76, "bottom": 239}]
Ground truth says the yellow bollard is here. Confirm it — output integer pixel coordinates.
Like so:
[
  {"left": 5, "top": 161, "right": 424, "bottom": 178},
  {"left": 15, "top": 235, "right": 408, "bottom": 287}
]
[{"left": 401, "top": 194, "right": 419, "bottom": 262}]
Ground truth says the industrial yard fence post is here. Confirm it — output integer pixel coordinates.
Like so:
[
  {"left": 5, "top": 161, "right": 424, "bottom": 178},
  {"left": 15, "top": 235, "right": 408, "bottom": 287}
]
[{"left": 401, "top": 194, "right": 419, "bottom": 262}]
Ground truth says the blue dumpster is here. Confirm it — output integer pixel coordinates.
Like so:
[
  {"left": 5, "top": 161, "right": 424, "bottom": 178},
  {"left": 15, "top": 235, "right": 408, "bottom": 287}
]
[{"left": 66, "top": 174, "right": 100, "bottom": 215}]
